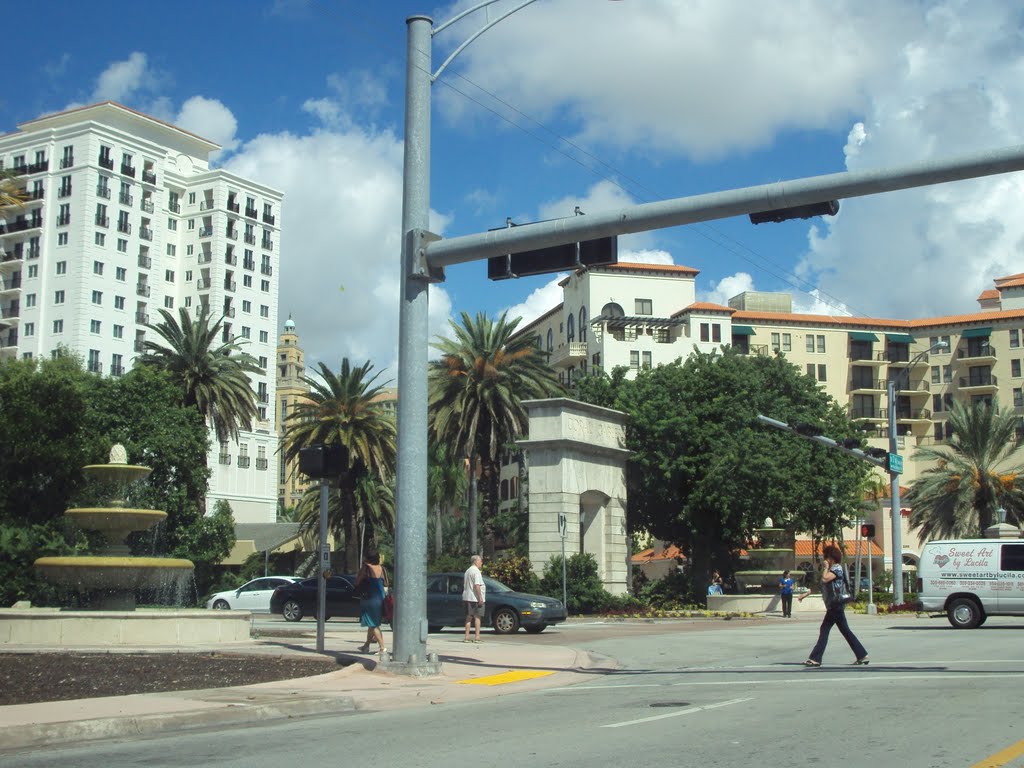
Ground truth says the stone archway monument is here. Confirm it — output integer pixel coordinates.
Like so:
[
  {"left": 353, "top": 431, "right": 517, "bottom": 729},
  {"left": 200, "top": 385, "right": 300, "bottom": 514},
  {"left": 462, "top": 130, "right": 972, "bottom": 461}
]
[{"left": 518, "top": 398, "right": 630, "bottom": 595}]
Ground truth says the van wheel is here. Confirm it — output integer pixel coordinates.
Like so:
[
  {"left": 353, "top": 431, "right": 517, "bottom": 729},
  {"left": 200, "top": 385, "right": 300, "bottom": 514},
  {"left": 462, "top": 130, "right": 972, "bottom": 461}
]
[{"left": 947, "top": 597, "right": 983, "bottom": 629}]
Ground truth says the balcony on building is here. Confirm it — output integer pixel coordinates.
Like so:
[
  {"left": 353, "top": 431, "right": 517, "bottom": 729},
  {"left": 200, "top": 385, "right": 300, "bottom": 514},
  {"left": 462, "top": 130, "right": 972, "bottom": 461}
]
[
  {"left": 848, "top": 406, "right": 886, "bottom": 422},
  {"left": 141, "top": 198, "right": 154, "bottom": 213},
  {"left": 261, "top": 237, "right": 273, "bottom": 251},
  {"left": 60, "top": 155, "right": 74, "bottom": 169},
  {"left": 245, "top": 207, "right": 258, "bottom": 219},
  {"left": 959, "top": 370, "right": 998, "bottom": 392},
  {"left": 260, "top": 264, "right": 273, "bottom": 276},
  {"left": 139, "top": 226, "right": 153, "bottom": 241},
  {"left": 1, "top": 248, "right": 21, "bottom": 264},
  {"left": 256, "top": 457, "right": 269, "bottom": 470},
  {"left": 58, "top": 184, "right": 72, "bottom": 199},
  {"left": 168, "top": 201, "right": 180, "bottom": 214},
  {"left": 548, "top": 341, "right": 588, "bottom": 368},
  {"left": 218, "top": 453, "right": 232, "bottom": 466},
  {"left": 262, "top": 212, "right": 275, "bottom": 226},
  {"left": 849, "top": 373, "right": 886, "bottom": 395},
  {"left": 111, "top": 364, "right": 125, "bottom": 377},
  {"left": 119, "top": 192, "right": 133, "bottom": 207},
  {"left": 244, "top": 233, "right": 256, "bottom": 245},
  {"left": 138, "top": 254, "right": 151, "bottom": 269},
  {"left": 895, "top": 406, "right": 932, "bottom": 423},
  {"left": 1, "top": 301, "right": 20, "bottom": 319},
  {"left": 96, "top": 184, "right": 111, "bottom": 199},
  {"left": 56, "top": 213, "right": 71, "bottom": 226},
  {"left": 892, "top": 379, "right": 931, "bottom": 398},
  {"left": 957, "top": 329, "right": 996, "bottom": 364},
  {"left": 199, "top": 199, "right": 215, "bottom": 211},
  {"left": 228, "top": 200, "right": 240, "bottom": 214},
  {"left": 87, "top": 360, "right": 103, "bottom": 374},
  {"left": 848, "top": 332, "right": 885, "bottom": 364},
  {"left": 198, "top": 250, "right": 212, "bottom": 264},
  {"left": 224, "top": 306, "right": 235, "bottom": 318},
  {"left": 224, "top": 280, "right": 236, "bottom": 293},
  {"left": 226, "top": 226, "right": 238, "bottom": 240},
  {"left": 237, "top": 455, "right": 251, "bottom": 468},
  {"left": 884, "top": 334, "right": 920, "bottom": 365},
  {"left": 135, "top": 311, "right": 149, "bottom": 324},
  {"left": 27, "top": 160, "right": 49, "bottom": 174},
  {"left": 199, "top": 226, "right": 213, "bottom": 238},
  {"left": 98, "top": 154, "right": 114, "bottom": 170},
  {"left": 225, "top": 249, "right": 237, "bottom": 266},
  {"left": 136, "top": 283, "right": 150, "bottom": 297},
  {"left": 0, "top": 275, "right": 22, "bottom": 291},
  {"left": 134, "top": 338, "right": 146, "bottom": 352},
  {"left": 197, "top": 279, "right": 211, "bottom": 291},
  {"left": 29, "top": 187, "right": 44, "bottom": 201},
  {"left": 117, "top": 221, "right": 131, "bottom": 235},
  {"left": 0, "top": 332, "right": 17, "bottom": 354},
  {"left": 120, "top": 163, "right": 136, "bottom": 178},
  {"left": 142, "top": 169, "right": 157, "bottom": 185},
  {"left": 243, "top": 257, "right": 255, "bottom": 270}
]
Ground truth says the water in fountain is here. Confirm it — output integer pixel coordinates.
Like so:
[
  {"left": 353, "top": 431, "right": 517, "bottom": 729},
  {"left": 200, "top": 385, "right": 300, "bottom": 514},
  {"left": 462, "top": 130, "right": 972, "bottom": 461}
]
[{"left": 34, "top": 444, "right": 194, "bottom": 610}]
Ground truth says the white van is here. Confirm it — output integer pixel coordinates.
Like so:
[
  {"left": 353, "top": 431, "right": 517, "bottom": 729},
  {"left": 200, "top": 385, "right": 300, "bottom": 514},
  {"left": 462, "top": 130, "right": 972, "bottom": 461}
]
[{"left": 917, "top": 539, "right": 1024, "bottom": 628}]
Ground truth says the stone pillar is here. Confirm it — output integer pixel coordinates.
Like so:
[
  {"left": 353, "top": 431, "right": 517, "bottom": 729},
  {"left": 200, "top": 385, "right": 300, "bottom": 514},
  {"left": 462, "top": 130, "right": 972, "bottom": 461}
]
[{"left": 518, "top": 398, "right": 631, "bottom": 594}]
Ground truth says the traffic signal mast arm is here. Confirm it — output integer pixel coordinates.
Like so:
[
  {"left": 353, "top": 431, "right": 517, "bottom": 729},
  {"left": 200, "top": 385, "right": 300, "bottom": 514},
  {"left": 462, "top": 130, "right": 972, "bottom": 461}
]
[{"left": 755, "top": 415, "right": 889, "bottom": 469}]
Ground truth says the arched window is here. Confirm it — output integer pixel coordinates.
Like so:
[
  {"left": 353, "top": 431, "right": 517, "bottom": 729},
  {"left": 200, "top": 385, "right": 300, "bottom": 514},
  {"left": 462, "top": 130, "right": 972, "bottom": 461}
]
[
  {"left": 601, "top": 302, "right": 625, "bottom": 318},
  {"left": 579, "top": 306, "right": 587, "bottom": 342},
  {"left": 546, "top": 328, "right": 554, "bottom": 352},
  {"left": 567, "top": 313, "right": 575, "bottom": 342}
]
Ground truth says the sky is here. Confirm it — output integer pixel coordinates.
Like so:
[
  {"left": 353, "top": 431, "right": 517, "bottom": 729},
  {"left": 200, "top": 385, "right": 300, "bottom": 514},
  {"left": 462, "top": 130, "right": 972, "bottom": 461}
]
[{"left": 5, "top": 0, "right": 1024, "bottom": 375}]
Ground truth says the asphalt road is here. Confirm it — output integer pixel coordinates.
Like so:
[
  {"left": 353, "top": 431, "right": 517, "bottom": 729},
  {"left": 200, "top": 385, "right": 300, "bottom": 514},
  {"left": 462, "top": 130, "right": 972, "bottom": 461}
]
[{"left": 12, "top": 614, "right": 1024, "bottom": 768}]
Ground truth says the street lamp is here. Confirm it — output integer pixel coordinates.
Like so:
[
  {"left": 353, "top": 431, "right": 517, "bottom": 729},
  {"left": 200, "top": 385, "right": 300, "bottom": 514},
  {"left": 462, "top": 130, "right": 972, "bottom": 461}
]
[{"left": 887, "top": 340, "right": 948, "bottom": 604}]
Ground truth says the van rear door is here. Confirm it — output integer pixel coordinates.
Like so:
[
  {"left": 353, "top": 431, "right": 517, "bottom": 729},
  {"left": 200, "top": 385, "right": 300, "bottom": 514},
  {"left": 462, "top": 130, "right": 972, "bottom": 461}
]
[{"left": 999, "top": 543, "right": 1024, "bottom": 613}]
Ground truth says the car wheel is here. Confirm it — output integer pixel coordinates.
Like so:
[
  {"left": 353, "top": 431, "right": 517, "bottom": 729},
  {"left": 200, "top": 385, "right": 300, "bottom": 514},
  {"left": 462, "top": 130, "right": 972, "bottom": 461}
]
[
  {"left": 282, "top": 599, "right": 304, "bottom": 622},
  {"left": 524, "top": 624, "right": 547, "bottom": 634},
  {"left": 428, "top": 625, "right": 443, "bottom": 633},
  {"left": 947, "top": 597, "right": 982, "bottom": 629},
  {"left": 493, "top": 607, "right": 519, "bottom": 634},
  {"left": 212, "top": 599, "right": 230, "bottom": 610}
]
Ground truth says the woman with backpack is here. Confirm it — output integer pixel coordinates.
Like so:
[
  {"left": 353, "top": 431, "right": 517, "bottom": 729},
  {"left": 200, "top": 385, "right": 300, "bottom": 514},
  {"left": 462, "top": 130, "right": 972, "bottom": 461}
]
[{"left": 800, "top": 544, "right": 869, "bottom": 667}]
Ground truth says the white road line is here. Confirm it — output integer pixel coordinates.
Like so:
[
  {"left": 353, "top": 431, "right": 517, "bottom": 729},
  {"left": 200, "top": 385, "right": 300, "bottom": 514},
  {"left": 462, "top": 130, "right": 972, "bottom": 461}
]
[{"left": 601, "top": 697, "right": 754, "bottom": 729}]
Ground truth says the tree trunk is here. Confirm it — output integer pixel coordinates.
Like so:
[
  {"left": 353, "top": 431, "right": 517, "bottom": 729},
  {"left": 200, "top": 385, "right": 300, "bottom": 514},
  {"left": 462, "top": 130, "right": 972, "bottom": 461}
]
[
  {"left": 341, "top": 483, "right": 360, "bottom": 573},
  {"left": 434, "top": 502, "right": 443, "bottom": 559},
  {"left": 468, "top": 454, "right": 478, "bottom": 555}
]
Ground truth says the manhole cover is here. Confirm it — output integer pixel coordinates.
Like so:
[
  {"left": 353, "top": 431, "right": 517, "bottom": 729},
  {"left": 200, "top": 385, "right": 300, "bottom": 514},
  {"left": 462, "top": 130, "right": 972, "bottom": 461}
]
[{"left": 649, "top": 702, "right": 690, "bottom": 708}]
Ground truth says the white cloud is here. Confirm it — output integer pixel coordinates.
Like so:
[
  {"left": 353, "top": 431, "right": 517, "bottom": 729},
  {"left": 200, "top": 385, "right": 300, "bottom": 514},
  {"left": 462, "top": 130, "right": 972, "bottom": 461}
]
[
  {"left": 701, "top": 272, "right": 755, "bottom": 306},
  {"left": 537, "top": 180, "right": 656, "bottom": 251},
  {"left": 222, "top": 124, "right": 454, "bottom": 374},
  {"left": 501, "top": 276, "right": 567, "bottom": 327},
  {"left": 92, "top": 52, "right": 152, "bottom": 103},
  {"left": 175, "top": 96, "right": 239, "bottom": 153}
]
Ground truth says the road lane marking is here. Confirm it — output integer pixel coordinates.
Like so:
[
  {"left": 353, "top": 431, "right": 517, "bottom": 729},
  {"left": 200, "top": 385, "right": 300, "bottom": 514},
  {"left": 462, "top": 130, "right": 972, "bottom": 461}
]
[
  {"left": 972, "top": 738, "right": 1024, "bottom": 768},
  {"left": 457, "top": 670, "right": 555, "bottom": 686},
  {"left": 601, "top": 697, "right": 753, "bottom": 728}
]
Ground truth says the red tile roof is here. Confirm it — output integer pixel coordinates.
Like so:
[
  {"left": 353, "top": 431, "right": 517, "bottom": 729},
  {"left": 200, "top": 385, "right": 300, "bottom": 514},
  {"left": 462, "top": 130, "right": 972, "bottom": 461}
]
[
  {"left": 794, "top": 540, "right": 884, "bottom": 558},
  {"left": 994, "top": 272, "right": 1024, "bottom": 287},
  {"left": 674, "top": 301, "right": 735, "bottom": 316},
  {"left": 598, "top": 262, "right": 700, "bottom": 276},
  {"left": 977, "top": 289, "right": 1000, "bottom": 301},
  {"left": 632, "top": 543, "right": 686, "bottom": 563}
]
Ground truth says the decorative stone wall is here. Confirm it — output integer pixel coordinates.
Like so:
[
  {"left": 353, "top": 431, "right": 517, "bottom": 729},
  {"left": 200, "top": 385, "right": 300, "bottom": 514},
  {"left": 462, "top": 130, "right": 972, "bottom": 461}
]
[{"left": 518, "top": 398, "right": 630, "bottom": 594}]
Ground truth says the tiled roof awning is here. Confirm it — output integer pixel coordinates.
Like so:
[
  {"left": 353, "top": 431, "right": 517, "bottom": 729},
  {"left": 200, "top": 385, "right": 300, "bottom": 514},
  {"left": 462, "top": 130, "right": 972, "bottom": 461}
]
[
  {"left": 962, "top": 327, "right": 992, "bottom": 338},
  {"left": 885, "top": 333, "right": 915, "bottom": 344},
  {"left": 849, "top": 331, "right": 879, "bottom": 342},
  {"left": 731, "top": 325, "right": 755, "bottom": 336},
  {"left": 597, "top": 315, "right": 685, "bottom": 329}
]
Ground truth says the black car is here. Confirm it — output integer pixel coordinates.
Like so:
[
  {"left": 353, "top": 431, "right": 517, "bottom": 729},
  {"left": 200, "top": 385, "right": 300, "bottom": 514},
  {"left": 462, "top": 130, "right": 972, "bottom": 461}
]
[
  {"left": 426, "top": 573, "right": 567, "bottom": 634},
  {"left": 269, "top": 575, "right": 363, "bottom": 622}
]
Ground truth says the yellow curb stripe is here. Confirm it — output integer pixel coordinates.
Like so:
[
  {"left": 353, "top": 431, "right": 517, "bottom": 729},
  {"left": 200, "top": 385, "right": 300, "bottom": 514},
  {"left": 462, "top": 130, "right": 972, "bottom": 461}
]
[
  {"left": 457, "top": 670, "right": 556, "bottom": 686},
  {"left": 971, "top": 739, "right": 1024, "bottom": 768}
]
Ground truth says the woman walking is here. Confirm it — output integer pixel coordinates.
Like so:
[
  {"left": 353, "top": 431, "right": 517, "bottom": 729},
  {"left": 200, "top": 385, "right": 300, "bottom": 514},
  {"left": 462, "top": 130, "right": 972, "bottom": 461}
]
[
  {"left": 801, "top": 544, "right": 869, "bottom": 667},
  {"left": 355, "top": 550, "right": 389, "bottom": 659}
]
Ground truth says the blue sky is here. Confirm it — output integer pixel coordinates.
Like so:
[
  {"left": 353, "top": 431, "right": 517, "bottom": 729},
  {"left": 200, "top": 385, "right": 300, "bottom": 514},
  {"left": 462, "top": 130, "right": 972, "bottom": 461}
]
[{"left": 5, "top": 0, "right": 1024, "bottom": 371}]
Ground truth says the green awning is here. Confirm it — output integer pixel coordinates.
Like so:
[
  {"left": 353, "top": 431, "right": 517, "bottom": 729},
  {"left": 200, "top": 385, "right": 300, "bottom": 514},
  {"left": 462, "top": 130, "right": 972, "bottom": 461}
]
[
  {"left": 849, "top": 331, "right": 879, "bottom": 342},
  {"left": 962, "top": 327, "right": 992, "bottom": 338},
  {"left": 731, "top": 325, "right": 755, "bottom": 336},
  {"left": 885, "top": 333, "right": 915, "bottom": 344}
]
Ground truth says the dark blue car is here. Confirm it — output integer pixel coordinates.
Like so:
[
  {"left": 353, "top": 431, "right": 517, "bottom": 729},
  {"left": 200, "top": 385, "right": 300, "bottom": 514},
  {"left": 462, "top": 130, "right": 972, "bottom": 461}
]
[{"left": 426, "top": 573, "right": 567, "bottom": 634}]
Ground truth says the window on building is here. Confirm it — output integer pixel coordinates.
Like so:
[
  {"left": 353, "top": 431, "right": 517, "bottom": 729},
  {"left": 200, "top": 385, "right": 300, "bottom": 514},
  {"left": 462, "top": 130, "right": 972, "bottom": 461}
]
[
  {"left": 259, "top": 355, "right": 267, "bottom": 369},
  {"left": 259, "top": 330, "right": 269, "bottom": 343},
  {"left": 94, "top": 232, "right": 105, "bottom": 246},
  {"left": 635, "top": 298, "right": 653, "bottom": 315},
  {"left": 114, "top": 295, "right": 125, "bottom": 310},
  {"left": 546, "top": 328, "right": 553, "bottom": 352},
  {"left": 188, "top": 192, "right": 196, "bottom": 205},
  {"left": 806, "top": 335, "right": 814, "bottom": 353},
  {"left": 54, "top": 290, "right": 65, "bottom": 304},
  {"left": 816, "top": 335, "right": 826, "bottom": 353},
  {"left": 806, "top": 363, "right": 815, "bottom": 378},
  {"left": 27, "top": 265, "right": 38, "bottom": 278},
  {"left": 260, "top": 304, "right": 269, "bottom": 318},
  {"left": 167, "top": 218, "right": 177, "bottom": 231},
  {"left": 23, "top": 322, "right": 34, "bottom": 337},
  {"left": 816, "top": 364, "right": 827, "bottom": 382},
  {"left": 943, "top": 365, "right": 952, "bottom": 383},
  {"left": 629, "top": 350, "right": 640, "bottom": 369},
  {"left": 243, "top": 274, "right": 253, "bottom": 288},
  {"left": 184, "top": 297, "right": 192, "bottom": 308},
  {"left": 58, "top": 232, "right": 68, "bottom": 246},
  {"left": 260, "top": 280, "right": 270, "bottom": 292},
  {"left": 1010, "top": 329, "right": 1020, "bottom": 349},
  {"left": 117, "top": 238, "right": 127, "bottom": 253},
  {"left": 166, "top": 244, "right": 176, "bottom": 257},
  {"left": 53, "top": 319, "right": 63, "bottom": 333},
  {"left": 25, "top": 293, "right": 36, "bottom": 308},
  {"left": 91, "top": 290, "right": 102, "bottom": 305},
  {"left": 165, "top": 270, "right": 174, "bottom": 282},
  {"left": 164, "top": 296, "right": 174, "bottom": 309},
  {"left": 242, "top": 300, "right": 251, "bottom": 314},
  {"left": 567, "top": 313, "right": 575, "bottom": 342},
  {"left": 241, "top": 326, "right": 251, "bottom": 339},
  {"left": 931, "top": 366, "right": 941, "bottom": 384},
  {"left": 712, "top": 324, "right": 721, "bottom": 343},
  {"left": 1015, "top": 388, "right": 1023, "bottom": 408},
  {"left": 934, "top": 422, "right": 944, "bottom": 440},
  {"left": 782, "top": 333, "right": 792, "bottom": 351},
  {"left": 113, "top": 324, "right": 124, "bottom": 339},
  {"left": 93, "top": 260, "right": 104, "bottom": 275},
  {"left": 642, "top": 351, "right": 652, "bottom": 369},
  {"left": 1012, "top": 359, "right": 1022, "bottom": 378},
  {"left": 578, "top": 307, "right": 587, "bottom": 343},
  {"left": 90, "top": 320, "right": 101, "bottom": 334},
  {"left": 929, "top": 335, "right": 951, "bottom": 352},
  {"left": 700, "top": 323, "right": 710, "bottom": 342},
  {"left": 771, "top": 333, "right": 781, "bottom": 351}
]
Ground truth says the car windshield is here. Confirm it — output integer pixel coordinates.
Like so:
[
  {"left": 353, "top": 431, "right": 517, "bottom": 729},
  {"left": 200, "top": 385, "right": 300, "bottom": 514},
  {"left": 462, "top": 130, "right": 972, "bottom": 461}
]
[{"left": 482, "top": 577, "right": 512, "bottom": 594}]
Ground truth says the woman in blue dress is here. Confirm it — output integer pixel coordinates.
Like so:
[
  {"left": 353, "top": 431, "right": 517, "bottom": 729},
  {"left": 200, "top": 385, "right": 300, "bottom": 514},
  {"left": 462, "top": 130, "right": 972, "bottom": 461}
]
[{"left": 355, "top": 550, "right": 388, "bottom": 658}]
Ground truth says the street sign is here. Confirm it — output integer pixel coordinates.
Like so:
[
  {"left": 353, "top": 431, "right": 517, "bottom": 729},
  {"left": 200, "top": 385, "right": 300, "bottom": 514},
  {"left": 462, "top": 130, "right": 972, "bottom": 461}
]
[
  {"left": 487, "top": 220, "right": 617, "bottom": 280},
  {"left": 320, "top": 543, "right": 331, "bottom": 569},
  {"left": 888, "top": 453, "right": 904, "bottom": 474},
  {"left": 557, "top": 513, "right": 567, "bottom": 539}
]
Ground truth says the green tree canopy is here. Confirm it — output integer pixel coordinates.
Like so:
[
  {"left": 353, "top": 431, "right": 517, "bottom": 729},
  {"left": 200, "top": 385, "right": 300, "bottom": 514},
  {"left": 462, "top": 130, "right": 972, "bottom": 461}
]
[
  {"left": 574, "top": 348, "right": 869, "bottom": 591},
  {"left": 906, "top": 399, "right": 1024, "bottom": 539},
  {"left": 429, "top": 311, "right": 562, "bottom": 552}
]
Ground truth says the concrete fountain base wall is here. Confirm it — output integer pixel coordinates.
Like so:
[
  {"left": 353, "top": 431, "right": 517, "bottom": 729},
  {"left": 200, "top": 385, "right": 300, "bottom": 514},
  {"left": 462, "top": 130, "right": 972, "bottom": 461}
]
[
  {"left": 707, "top": 593, "right": 824, "bottom": 614},
  {"left": 0, "top": 608, "right": 252, "bottom": 646}
]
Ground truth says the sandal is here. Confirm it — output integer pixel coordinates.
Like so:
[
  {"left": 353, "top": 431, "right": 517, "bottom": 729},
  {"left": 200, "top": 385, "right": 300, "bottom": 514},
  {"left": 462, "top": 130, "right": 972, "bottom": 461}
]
[{"left": 803, "top": 659, "right": 821, "bottom": 667}]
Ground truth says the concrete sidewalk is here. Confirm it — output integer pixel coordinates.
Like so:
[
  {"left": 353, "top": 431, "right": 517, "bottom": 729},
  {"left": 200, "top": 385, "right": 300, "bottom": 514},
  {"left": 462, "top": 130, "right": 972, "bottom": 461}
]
[{"left": 0, "top": 624, "right": 615, "bottom": 753}]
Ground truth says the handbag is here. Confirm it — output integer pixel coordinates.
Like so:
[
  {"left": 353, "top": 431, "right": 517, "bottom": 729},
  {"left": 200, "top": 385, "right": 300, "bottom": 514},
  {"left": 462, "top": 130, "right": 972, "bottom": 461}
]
[
  {"left": 382, "top": 593, "right": 394, "bottom": 622},
  {"left": 827, "top": 568, "right": 854, "bottom": 606}
]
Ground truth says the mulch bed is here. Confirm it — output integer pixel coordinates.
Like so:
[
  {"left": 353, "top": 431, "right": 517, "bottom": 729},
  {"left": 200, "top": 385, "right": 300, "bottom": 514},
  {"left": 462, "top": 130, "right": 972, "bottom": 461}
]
[{"left": 0, "top": 652, "right": 343, "bottom": 706}]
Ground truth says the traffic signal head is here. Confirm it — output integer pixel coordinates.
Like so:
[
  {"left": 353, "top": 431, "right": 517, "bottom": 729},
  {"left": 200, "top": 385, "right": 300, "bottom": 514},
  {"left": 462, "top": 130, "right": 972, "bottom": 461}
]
[
  {"left": 793, "top": 422, "right": 824, "bottom": 437},
  {"left": 861, "top": 523, "right": 876, "bottom": 538}
]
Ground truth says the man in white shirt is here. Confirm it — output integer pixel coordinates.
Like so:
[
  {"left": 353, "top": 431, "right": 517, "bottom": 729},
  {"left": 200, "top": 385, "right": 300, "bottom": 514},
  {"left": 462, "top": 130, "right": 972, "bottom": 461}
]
[{"left": 462, "top": 554, "right": 486, "bottom": 643}]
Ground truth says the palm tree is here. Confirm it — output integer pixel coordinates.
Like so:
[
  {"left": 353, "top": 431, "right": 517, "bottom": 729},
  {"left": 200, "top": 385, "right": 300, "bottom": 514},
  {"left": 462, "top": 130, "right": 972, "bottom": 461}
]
[
  {"left": 0, "top": 169, "right": 29, "bottom": 208},
  {"left": 907, "top": 400, "right": 1024, "bottom": 539},
  {"left": 428, "top": 443, "right": 468, "bottom": 558},
  {"left": 281, "top": 359, "right": 396, "bottom": 571},
  {"left": 429, "top": 311, "right": 562, "bottom": 553},
  {"left": 294, "top": 474, "right": 394, "bottom": 565},
  {"left": 139, "top": 306, "right": 262, "bottom": 445}
]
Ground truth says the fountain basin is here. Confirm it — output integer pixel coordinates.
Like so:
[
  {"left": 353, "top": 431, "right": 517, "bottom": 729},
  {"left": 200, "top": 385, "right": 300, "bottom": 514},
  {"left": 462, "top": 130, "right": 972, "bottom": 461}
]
[
  {"left": 81, "top": 463, "right": 152, "bottom": 484},
  {"left": 34, "top": 556, "right": 193, "bottom": 591},
  {"left": 65, "top": 508, "right": 167, "bottom": 545}
]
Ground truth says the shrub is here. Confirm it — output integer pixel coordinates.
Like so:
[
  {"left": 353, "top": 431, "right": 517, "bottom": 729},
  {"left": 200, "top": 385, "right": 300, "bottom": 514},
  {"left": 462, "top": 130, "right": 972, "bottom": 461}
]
[
  {"left": 485, "top": 554, "right": 539, "bottom": 593},
  {"left": 539, "top": 552, "right": 615, "bottom": 613},
  {"left": 428, "top": 553, "right": 468, "bottom": 574},
  {"left": 637, "top": 568, "right": 695, "bottom": 610}
]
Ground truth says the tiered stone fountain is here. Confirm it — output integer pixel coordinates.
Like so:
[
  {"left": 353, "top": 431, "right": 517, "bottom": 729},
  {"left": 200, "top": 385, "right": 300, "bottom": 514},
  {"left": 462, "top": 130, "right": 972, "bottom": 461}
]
[
  {"left": 34, "top": 444, "right": 194, "bottom": 610},
  {"left": 0, "top": 446, "right": 252, "bottom": 646},
  {"left": 734, "top": 527, "right": 803, "bottom": 594}
]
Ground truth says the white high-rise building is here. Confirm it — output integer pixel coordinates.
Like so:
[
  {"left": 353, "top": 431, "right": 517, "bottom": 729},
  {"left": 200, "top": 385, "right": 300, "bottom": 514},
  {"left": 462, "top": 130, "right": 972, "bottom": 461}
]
[{"left": 0, "top": 102, "right": 282, "bottom": 522}]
